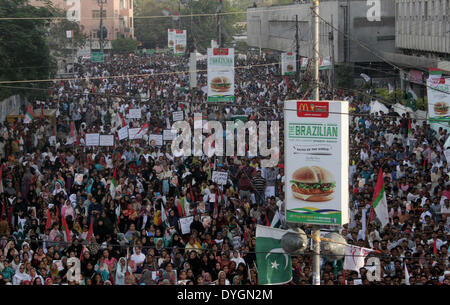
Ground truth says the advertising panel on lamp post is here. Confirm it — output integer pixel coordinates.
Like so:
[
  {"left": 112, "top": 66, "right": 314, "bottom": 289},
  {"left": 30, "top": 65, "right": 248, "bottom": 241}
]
[{"left": 284, "top": 100, "right": 349, "bottom": 226}]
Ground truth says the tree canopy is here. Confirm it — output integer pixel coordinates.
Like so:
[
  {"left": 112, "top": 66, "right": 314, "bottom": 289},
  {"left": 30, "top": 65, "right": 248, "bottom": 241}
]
[{"left": 0, "top": 0, "right": 58, "bottom": 100}]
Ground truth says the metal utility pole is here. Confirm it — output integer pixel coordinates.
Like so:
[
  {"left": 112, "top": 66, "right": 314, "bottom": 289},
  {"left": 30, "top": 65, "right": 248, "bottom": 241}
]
[
  {"left": 295, "top": 14, "right": 300, "bottom": 81},
  {"left": 329, "top": 14, "right": 335, "bottom": 100},
  {"left": 217, "top": 0, "right": 223, "bottom": 47},
  {"left": 98, "top": 0, "right": 106, "bottom": 54},
  {"left": 178, "top": 0, "right": 182, "bottom": 29},
  {"left": 312, "top": 0, "right": 321, "bottom": 286},
  {"left": 313, "top": 0, "right": 320, "bottom": 101}
]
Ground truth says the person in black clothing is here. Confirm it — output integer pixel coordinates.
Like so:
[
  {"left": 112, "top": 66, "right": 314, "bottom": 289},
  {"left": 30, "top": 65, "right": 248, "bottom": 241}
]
[
  {"left": 190, "top": 214, "right": 204, "bottom": 236},
  {"left": 66, "top": 238, "right": 82, "bottom": 258}
]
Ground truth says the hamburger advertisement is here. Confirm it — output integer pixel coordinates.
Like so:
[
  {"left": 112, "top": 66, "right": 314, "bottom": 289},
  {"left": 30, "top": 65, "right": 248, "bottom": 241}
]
[
  {"left": 174, "top": 30, "right": 187, "bottom": 56},
  {"left": 167, "top": 29, "right": 175, "bottom": 50},
  {"left": 284, "top": 100, "right": 349, "bottom": 226},
  {"left": 427, "top": 73, "right": 450, "bottom": 124},
  {"left": 207, "top": 48, "right": 234, "bottom": 102},
  {"left": 281, "top": 52, "right": 296, "bottom": 76},
  {"left": 210, "top": 76, "right": 232, "bottom": 93},
  {"left": 434, "top": 102, "right": 449, "bottom": 116}
]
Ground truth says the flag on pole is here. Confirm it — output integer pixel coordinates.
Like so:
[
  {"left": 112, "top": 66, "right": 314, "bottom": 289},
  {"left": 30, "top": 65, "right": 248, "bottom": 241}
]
[
  {"left": 360, "top": 73, "right": 371, "bottom": 82},
  {"left": 118, "top": 112, "right": 127, "bottom": 127},
  {"left": 404, "top": 263, "right": 410, "bottom": 285},
  {"left": 162, "top": 8, "right": 170, "bottom": 16},
  {"left": 388, "top": 83, "right": 394, "bottom": 94},
  {"left": 371, "top": 168, "right": 390, "bottom": 228},
  {"left": 270, "top": 210, "right": 282, "bottom": 228},
  {"left": 23, "top": 105, "right": 35, "bottom": 124},
  {"left": 408, "top": 119, "right": 413, "bottom": 135},
  {"left": 61, "top": 213, "right": 71, "bottom": 242},
  {"left": 45, "top": 208, "right": 52, "bottom": 231},
  {"left": 406, "top": 87, "right": 418, "bottom": 111},
  {"left": 161, "top": 202, "right": 169, "bottom": 227},
  {"left": 343, "top": 244, "right": 373, "bottom": 271},
  {"left": 87, "top": 216, "right": 94, "bottom": 243},
  {"left": 67, "top": 121, "right": 77, "bottom": 144},
  {"left": 136, "top": 122, "right": 149, "bottom": 137},
  {"left": 175, "top": 198, "right": 184, "bottom": 218},
  {"left": 111, "top": 168, "right": 118, "bottom": 188},
  {"left": 255, "top": 225, "right": 292, "bottom": 285}
]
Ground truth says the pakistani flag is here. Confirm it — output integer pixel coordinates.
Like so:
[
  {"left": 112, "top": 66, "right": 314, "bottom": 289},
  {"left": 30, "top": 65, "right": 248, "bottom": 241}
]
[
  {"left": 256, "top": 225, "right": 292, "bottom": 285},
  {"left": 270, "top": 210, "right": 282, "bottom": 228},
  {"left": 406, "top": 87, "right": 417, "bottom": 111},
  {"left": 23, "top": 105, "right": 35, "bottom": 124},
  {"left": 371, "top": 168, "right": 389, "bottom": 228}
]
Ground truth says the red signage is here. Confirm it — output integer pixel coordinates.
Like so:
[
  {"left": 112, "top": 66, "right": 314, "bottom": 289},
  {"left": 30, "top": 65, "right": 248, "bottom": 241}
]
[
  {"left": 213, "top": 48, "right": 229, "bottom": 56},
  {"left": 296, "top": 101, "right": 329, "bottom": 118},
  {"left": 176, "top": 30, "right": 184, "bottom": 34}
]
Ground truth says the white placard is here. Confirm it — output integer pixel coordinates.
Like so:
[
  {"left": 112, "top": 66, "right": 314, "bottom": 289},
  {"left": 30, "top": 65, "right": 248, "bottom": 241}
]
[
  {"left": 127, "top": 108, "right": 141, "bottom": 119},
  {"left": 149, "top": 134, "right": 163, "bottom": 146},
  {"left": 66, "top": 30, "right": 73, "bottom": 39},
  {"left": 85, "top": 133, "right": 100, "bottom": 146},
  {"left": 284, "top": 100, "right": 349, "bottom": 226},
  {"left": 163, "top": 129, "right": 177, "bottom": 141},
  {"left": 118, "top": 126, "right": 129, "bottom": 140},
  {"left": 128, "top": 128, "right": 143, "bottom": 140},
  {"left": 172, "top": 111, "right": 184, "bottom": 122},
  {"left": 179, "top": 216, "right": 194, "bottom": 235},
  {"left": 99, "top": 135, "right": 114, "bottom": 146},
  {"left": 212, "top": 171, "right": 228, "bottom": 185}
]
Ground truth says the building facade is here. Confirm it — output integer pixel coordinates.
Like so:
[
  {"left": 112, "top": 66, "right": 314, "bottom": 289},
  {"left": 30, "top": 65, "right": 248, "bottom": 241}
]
[
  {"left": 247, "top": 0, "right": 397, "bottom": 84},
  {"left": 31, "top": 0, "right": 134, "bottom": 49}
]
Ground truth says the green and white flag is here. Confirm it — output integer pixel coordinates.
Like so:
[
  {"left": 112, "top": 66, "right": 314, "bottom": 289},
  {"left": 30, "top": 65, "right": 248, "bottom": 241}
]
[
  {"left": 371, "top": 168, "right": 389, "bottom": 228},
  {"left": 270, "top": 210, "right": 282, "bottom": 228},
  {"left": 256, "top": 225, "right": 292, "bottom": 285}
]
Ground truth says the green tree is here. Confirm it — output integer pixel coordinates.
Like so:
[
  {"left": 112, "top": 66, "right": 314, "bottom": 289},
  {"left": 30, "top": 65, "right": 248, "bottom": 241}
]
[
  {"left": 47, "top": 19, "right": 87, "bottom": 57},
  {"left": 0, "top": 0, "right": 57, "bottom": 100},
  {"left": 112, "top": 38, "right": 140, "bottom": 54}
]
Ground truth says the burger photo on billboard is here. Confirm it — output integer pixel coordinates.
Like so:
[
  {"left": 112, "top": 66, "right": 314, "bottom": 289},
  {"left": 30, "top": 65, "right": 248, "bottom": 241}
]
[
  {"left": 289, "top": 166, "right": 336, "bottom": 202},
  {"left": 287, "top": 64, "right": 294, "bottom": 72},
  {"left": 210, "top": 76, "right": 231, "bottom": 93},
  {"left": 434, "top": 102, "right": 449, "bottom": 116},
  {"left": 169, "top": 40, "right": 174, "bottom": 47},
  {"left": 175, "top": 44, "right": 185, "bottom": 52}
]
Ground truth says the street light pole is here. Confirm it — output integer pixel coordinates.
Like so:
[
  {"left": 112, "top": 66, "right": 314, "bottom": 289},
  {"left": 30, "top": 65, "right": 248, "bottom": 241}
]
[{"left": 98, "top": 0, "right": 106, "bottom": 54}]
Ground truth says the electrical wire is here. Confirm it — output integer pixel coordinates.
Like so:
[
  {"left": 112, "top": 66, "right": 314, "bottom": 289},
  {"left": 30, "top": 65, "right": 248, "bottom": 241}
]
[{"left": 0, "top": 6, "right": 309, "bottom": 21}]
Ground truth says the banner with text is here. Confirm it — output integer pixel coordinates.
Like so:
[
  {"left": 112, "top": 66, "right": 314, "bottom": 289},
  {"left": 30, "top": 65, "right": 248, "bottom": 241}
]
[
  {"left": 281, "top": 52, "right": 297, "bottom": 76},
  {"left": 284, "top": 100, "right": 349, "bottom": 226},
  {"left": 207, "top": 48, "right": 234, "bottom": 102}
]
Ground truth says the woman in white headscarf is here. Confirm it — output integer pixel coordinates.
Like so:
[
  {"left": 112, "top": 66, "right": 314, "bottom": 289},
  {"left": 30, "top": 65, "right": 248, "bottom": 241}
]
[
  {"left": 114, "top": 257, "right": 131, "bottom": 285},
  {"left": 12, "top": 263, "right": 31, "bottom": 285}
]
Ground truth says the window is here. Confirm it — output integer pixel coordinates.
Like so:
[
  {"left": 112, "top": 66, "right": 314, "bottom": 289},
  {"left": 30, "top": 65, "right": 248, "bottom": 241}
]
[
  {"left": 129, "top": 17, "right": 133, "bottom": 28},
  {"left": 120, "top": 0, "right": 127, "bottom": 9},
  {"left": 92, "top": 10, "right": 107, "bottom": 19},
  {"left": 130, "top": 0, "right": 132, "bottom": 10},
  {"left": 92, "top": 30, "right": 99, "bottom": 39}
]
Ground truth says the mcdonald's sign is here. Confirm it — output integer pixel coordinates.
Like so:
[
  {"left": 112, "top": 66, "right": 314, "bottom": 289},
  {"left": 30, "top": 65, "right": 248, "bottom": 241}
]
[{"left": 297, "top": 101, "right": 329, "bottom": 118}]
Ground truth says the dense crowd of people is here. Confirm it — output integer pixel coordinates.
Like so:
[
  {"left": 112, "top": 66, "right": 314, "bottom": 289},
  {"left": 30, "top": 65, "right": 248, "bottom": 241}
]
[{"left": 0, "top": 51, "right": 448, "bottom": 285}]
